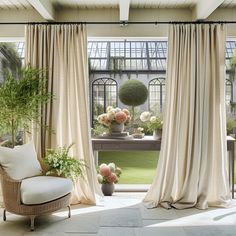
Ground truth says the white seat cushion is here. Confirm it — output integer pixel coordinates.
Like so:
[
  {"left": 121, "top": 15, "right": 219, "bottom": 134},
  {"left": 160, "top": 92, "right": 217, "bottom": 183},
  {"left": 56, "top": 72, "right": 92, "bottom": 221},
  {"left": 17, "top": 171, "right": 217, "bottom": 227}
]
[
  {"left": 0, "top": 141, "right": 42, "bottom": 180},
  {"left": 21, "top": 176, "right": 73, "bottom": 205}
]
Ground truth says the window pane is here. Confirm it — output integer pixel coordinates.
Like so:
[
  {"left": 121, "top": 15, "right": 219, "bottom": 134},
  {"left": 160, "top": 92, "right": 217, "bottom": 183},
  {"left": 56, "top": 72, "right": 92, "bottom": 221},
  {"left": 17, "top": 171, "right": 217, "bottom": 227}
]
[{"left": 92, "top": 78, "right": 118, "bottom": 125}]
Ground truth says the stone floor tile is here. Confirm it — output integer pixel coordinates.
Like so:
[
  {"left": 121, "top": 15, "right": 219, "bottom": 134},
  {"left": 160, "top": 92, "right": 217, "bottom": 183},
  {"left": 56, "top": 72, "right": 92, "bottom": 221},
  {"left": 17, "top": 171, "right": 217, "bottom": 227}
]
[
  {"left": 135, "top": 226, "right": 187, "bottom": 236},
  {"left": 100, "top": 208, "right": 142, "bottom": 227},
  {"left": 183, "top": 226, "right": 225, "bottom": 236},
  {"left": 142, "top": 219, "right": 168, "bottom": 226},
  {"left": 98, "top": 227, "right": 136, "bottom": 236},
  {"left": 140, "top": 204, "right": 178, "bottom": 220}
]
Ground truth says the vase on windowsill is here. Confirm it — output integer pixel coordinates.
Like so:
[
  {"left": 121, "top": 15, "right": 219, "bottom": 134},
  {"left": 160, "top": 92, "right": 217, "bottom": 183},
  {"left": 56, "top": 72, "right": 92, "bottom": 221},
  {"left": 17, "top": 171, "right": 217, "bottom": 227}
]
[
  {"left": 101, "top": 183, "right": 115, "bottom": 196},
  {"left": 153, "top": 129, "right": 162, "bottom": 140}
]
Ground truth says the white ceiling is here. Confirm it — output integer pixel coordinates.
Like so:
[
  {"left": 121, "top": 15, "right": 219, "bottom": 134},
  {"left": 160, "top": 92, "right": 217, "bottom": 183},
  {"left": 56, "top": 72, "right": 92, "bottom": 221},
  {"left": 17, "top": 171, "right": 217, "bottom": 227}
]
[
  {"left": 52, "top": 0, "right": 119, "bottom": 8},
  {"left": 221, "top": 0, "right": 236, "bottom": 7},
  {"left": 52, "top": 0, "right": 198, "bottom": 9},
  {"left": 0, "top": 0, "right": 199, "bottom": 10},
  {"left": 131, "top": 0, "right": 197, "bottom": 9},
  {"left": 0, "top": 0, "right": 235, "bottom": 22},
  {"left": 0, "top": 0, "right": 236, "bottom": 10},
  {"left": 0, "top": 0, "right": 32, "bottom": 9}
]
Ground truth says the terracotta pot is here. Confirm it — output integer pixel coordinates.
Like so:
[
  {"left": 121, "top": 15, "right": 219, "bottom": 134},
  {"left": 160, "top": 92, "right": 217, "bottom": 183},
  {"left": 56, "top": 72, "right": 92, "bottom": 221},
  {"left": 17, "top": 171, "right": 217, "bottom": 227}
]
[
  {"left": 153, "top": 129, "right": 162, "bottom": 140},
  {"left": 110, "top": 123, "right": 124, "bottom": 133},
  {"left": 101, "top": 183, "right": 115, "bottom": 196}
]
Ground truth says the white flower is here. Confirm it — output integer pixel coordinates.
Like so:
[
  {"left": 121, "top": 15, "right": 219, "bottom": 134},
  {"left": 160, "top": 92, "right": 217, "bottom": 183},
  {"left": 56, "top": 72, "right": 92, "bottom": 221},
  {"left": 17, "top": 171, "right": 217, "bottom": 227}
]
[
  {"left": 150, "top": 116, "right": 157, "bottom": 123},
  {"left": 97, "top": 113, "right": 107, "bottom": 124},
  {"left": 107, "top": 110, "right": 115, "bottom": 120},
  {"left": 108, "top": 163, "right": 116, "bottom": 172},
  {"left": 97, "top": 174, "right": 103, "bottom": 183},
  {"left": 140, "top": 111, "right": 151, "bottom": 122},
  {"left": 114, "top": 107, "right": 121, "bottom": 113},
  {"left": 137, "top": 127, "right": 144, "bottom": 132},
  {"left": 106, "top": 106, "right": 113, "bottom": 112}
]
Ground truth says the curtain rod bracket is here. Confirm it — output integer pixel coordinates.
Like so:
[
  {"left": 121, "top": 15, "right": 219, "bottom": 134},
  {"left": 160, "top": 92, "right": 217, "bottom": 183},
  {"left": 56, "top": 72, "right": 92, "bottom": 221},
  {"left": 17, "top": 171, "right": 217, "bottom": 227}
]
[{"left": 120, "top": 21, "right": 128, "bottom": 27}]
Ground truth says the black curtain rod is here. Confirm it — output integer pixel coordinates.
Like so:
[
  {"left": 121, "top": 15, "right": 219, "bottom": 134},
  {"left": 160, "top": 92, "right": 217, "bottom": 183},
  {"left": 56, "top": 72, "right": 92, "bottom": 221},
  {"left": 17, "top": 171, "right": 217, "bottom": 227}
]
[{"left": 1, "top": 21, "right": 236, "bottom": 25}]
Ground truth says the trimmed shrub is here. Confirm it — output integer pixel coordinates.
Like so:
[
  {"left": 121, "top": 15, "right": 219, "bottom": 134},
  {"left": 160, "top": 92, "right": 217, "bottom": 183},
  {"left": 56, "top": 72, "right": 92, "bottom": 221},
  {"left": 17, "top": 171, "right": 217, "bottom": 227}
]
[{"left": 119, "top": 79, "right": 148, "bottom": 106}]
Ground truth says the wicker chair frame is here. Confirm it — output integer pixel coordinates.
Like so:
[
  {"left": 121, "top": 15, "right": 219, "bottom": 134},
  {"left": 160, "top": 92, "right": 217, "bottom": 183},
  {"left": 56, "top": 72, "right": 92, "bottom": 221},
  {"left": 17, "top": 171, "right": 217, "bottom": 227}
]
[{"left": 0, "top": 166, "right": 71, "bottom": 231}]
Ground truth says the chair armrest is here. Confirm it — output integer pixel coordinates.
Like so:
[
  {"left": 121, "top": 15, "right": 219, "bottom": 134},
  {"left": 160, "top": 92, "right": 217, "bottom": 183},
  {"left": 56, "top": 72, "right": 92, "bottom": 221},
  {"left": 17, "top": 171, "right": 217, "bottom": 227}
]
[{"left": 0, "top": 166, "right": 22, "bottom": 205}]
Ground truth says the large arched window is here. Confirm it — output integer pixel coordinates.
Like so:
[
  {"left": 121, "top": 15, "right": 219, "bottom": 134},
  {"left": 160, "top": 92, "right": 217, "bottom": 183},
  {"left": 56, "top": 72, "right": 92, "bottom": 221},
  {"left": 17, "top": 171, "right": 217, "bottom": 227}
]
[
  {"left": 92, "top": 78, "right": 118, "bottom": 125},
  {"left": 149, "top": 78, "right": 165, "bottom": 114}
]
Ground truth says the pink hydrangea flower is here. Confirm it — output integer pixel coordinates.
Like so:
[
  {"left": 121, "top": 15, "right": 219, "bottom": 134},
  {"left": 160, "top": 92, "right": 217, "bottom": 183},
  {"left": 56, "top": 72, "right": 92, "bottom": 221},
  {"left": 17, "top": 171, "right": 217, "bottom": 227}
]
[
  {"left": 115, "top": 111, "right": 127, "bottom": 124},
  {"left": 107, "top": 173, "right": 118, "bottom": 183},
  {"left": 99, "top": 164, "right": 111, "bottom": 176},
  {"left": 122, "top": 109, "right": 130, "bottom": 116}
]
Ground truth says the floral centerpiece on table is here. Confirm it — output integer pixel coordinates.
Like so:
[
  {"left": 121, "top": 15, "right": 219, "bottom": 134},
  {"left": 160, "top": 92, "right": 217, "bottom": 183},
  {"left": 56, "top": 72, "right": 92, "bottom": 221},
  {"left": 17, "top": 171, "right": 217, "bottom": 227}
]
[
  {"left": 140, "top": 111, "right": 163, "bottom": 139},
  {"left": 97, "top": 163, "right": 122, "bottom": 196},
  {"left": 97, "top": 106, "right": 131, "bottom": 133},
  {"left": 43, "top": 144, "right": 86, "bottom": 183}
]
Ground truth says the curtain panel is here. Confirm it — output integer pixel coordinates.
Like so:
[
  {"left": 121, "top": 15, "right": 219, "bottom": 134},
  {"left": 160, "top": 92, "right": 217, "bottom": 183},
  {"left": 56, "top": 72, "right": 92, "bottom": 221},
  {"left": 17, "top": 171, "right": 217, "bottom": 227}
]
[
  {"left": 144, "top": 24, "right": 231, "bottom": 209},
  {"left": 25, "top": 24, "right": 101, "bottom": 205}
]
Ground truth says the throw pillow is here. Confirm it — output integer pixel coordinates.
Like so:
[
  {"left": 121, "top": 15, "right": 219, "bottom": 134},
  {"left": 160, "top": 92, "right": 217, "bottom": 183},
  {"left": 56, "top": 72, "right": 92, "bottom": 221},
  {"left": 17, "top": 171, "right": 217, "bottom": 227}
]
[{"left": 0, "top": 141, "right": 42, "bottom": 180}]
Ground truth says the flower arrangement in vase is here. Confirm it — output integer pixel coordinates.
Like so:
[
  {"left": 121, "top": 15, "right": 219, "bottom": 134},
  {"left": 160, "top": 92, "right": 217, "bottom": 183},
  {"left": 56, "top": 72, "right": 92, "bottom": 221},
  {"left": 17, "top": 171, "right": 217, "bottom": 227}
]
[
  {"left": 140, "top": 111, "right": 163, "bottom": 140},
  {"left": 97, "top": 106, "right": 131, "bottom": 134},
  {"left": 97, "top": 163, "right": 122, "bottom": 196}
]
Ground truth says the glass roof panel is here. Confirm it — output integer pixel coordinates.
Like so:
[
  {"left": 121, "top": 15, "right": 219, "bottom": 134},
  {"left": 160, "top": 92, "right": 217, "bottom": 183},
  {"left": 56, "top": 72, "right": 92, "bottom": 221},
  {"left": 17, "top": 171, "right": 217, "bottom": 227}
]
[{"left": 3, "top": 39, "right": 236, "bottom": 72}]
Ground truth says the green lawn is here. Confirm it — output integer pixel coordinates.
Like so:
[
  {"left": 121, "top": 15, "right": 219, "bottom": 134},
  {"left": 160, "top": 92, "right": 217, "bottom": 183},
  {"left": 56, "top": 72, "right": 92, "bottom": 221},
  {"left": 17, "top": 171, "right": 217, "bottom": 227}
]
[
  {"left": 98, "top": 151, "right": 159, "bottom": 184},
  {"left": 99, "top": 150, "right": 236, "bottom": 184}
]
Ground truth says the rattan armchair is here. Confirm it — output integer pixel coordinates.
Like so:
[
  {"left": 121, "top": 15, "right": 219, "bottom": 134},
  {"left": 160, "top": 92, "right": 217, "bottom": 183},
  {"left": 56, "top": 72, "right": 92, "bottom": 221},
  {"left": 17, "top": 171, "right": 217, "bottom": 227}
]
[{"left": 0, "top": 166, "right": 72, "bottom": 231}]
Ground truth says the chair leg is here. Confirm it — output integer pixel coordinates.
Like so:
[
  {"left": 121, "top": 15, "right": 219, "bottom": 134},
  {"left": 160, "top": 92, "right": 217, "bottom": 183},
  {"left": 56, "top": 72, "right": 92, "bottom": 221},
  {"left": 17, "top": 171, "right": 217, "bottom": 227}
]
[
  {"left": 30, "top": 216, "right": 36, "bottom": 231},
  {"left": 3, "top": 209, "right": 6, "bottom": 221},
  {"left": 68, "top": 205, "right": 71, "bottom": 218}
]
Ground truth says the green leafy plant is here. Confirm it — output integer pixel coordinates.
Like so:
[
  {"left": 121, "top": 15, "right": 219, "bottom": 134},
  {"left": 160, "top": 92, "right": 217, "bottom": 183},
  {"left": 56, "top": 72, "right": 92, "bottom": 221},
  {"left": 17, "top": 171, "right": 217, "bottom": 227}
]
[
  {"left": 140, "top": 111, "right": 163, "bottom": 131},
  {"left": 44, "top": 144, "right": 86, "bottom": 183},
  {"left": 92, "top": 123, "right": 108, "bottom": 136},
  {"left": 0, "top": 65, "right": 52, "bottom": 147},
  {"left": 227, "top": 115, "right": 236, "bottom": 134}
]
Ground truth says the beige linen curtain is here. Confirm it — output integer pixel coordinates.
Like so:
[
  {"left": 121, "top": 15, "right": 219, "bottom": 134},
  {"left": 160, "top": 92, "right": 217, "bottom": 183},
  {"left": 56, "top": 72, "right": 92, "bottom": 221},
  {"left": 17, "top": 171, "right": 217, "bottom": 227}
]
[
  {"left": 144, "top": 24, "right": 231, "bottom": 209},
  {"left": 25, "top": 24, "right": 101, "bottom": 205}
]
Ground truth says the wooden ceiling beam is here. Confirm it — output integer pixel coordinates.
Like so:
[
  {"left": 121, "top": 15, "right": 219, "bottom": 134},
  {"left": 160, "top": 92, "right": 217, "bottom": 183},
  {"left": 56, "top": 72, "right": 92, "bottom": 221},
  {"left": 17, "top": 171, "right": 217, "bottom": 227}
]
[
  {"left": 119, "top": 0, "right": 130, "bottom": 22},
  {"left": 193, "top": 0, "right": 224, "bottom": 20},
  {"left": 27, "top": 0, "right": 54, "bottom": 21}
]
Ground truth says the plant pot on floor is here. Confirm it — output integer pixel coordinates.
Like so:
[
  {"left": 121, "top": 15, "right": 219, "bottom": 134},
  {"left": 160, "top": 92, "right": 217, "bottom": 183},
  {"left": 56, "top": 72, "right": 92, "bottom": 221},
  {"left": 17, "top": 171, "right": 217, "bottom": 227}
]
[{"left": 101, "top": 183, "right": 115, "bottom": 196}]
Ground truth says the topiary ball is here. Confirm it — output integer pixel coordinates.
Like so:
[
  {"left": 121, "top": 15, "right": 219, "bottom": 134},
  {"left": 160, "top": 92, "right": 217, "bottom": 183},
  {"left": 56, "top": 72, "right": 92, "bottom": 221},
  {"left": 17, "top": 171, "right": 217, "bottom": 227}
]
[{"left": 119, "top": 79, "right": 148, "bottom": 106}]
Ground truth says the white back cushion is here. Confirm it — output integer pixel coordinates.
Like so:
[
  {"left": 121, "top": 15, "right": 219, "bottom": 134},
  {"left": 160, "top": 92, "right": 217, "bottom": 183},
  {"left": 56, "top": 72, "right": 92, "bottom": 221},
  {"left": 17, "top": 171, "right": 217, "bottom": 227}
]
[{"left": 0, "top": 141, "right": 42, "bottom": 180}]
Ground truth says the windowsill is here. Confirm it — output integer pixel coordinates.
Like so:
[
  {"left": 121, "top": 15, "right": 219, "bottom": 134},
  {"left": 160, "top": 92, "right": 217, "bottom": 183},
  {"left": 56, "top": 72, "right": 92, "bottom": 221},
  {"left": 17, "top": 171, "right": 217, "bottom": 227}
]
[{"left": 115, "top": 184, "right": 151, "bottom": 192}]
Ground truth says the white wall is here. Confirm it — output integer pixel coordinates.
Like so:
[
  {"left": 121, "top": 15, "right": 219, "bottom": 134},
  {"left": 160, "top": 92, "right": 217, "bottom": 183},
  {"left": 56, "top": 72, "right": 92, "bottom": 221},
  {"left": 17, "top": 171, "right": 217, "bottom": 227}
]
[
  {"left": 0, "top": 8, "right": 191, "bottom": 38},
  {"left": 1, "top": 7, "right": 236, "bottom": 38}
]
